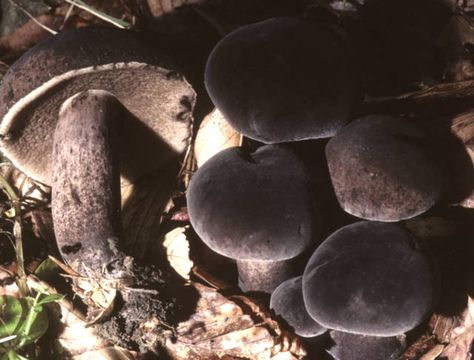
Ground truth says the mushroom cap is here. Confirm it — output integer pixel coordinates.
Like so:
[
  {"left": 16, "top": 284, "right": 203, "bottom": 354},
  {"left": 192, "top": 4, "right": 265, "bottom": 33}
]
[
  {"left": 187, "top": 145, "right": 314, "bottom": 261},
  {"left": 302, "top": 221, "right": 436, "bottom": 337},
  {"left": 270, "top": 276, "right": 326, "bottom": 338},
  {"left": 204, "top": 17, "right": 363, "bottom": 144},
  {"left": 325, "top": 115, "right": 443, "bottom": 221},
  {"left": 327, "top": 331, "right": 406, "bottom": 360},
  {"left": 0, "top": 27, "right": 195, "bottom": 185}
]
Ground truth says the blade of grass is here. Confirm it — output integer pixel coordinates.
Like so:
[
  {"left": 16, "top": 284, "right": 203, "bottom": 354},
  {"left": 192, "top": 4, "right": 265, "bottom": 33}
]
[
  {"left": 0, "top": 174, "right": 27, "bottom": 297},
  {"left": 7, "top": 0, "right": 58, "bottom": 35}
]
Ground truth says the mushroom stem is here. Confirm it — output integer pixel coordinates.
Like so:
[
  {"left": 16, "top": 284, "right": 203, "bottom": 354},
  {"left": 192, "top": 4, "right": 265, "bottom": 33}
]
[
  {"left": 52, "top": 89, "right": 123, "bottom": 276},
  {"left": 236, "top": 259, "right": 297, "bottom": 293}
]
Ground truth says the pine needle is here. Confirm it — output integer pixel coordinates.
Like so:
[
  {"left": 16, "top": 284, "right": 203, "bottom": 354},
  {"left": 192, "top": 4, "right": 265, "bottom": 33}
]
[{"left": 63, "top": 0, "right": 131, "bottom": 29}]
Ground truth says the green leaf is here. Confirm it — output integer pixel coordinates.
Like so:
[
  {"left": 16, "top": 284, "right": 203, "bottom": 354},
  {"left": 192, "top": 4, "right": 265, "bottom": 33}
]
[
  {"left": 34, "top": 258, "right": 60, "bottom": 282},
  {"left": 0, "top": 350, "right": 17, "bottom": 360},
  {"left": 16, "top": 298, "right": 48, "bottom": 347},
  {"left": 36, "top": 294, "right": 63, "bottom": 306},
  {"left": 3, "top": 208, "right": 14, "bottom": 218},
  {"left": 0, "top": 296, "right": 27, "bottom": 339}
]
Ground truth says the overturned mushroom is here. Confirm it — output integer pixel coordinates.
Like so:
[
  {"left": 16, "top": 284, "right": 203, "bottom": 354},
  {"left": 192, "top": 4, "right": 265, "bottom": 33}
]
[
  {"left": 302, "top": 221, "right": 437, "bottom": 337},
  {"left": 326, "top": 115, "right": 443, "bottom": 221},
  {"left": 270, "top": 276, "right": 326, "bottom": 338},
  {"left": 205, "top": 17, "right": 363, "bottom": 143},
  {"left": 187, "top": 145, "right": 317, "bottom": 293},
  {"left": 0, "top": 27, "right": 195, "bottom": 185},
  {"left": 0, "top": 28, "right": 196, "bottom": 350},
  {"left": 0, "top": 26, "right": 196, "bottom": 270}
]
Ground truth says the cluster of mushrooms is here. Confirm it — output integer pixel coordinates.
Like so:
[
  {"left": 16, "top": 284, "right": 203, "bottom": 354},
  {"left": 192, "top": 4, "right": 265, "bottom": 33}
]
[
  {"left": 0, "top": 0, "right": 468, "bottom": 358},
  {"left": 187, "top": 15, "right": 446, "bottom": 359}
]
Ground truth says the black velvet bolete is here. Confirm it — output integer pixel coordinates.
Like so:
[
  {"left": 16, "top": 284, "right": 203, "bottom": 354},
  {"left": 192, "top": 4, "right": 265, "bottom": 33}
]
[
  {"left": 187, "top": 145, "right": 315, "bottom": 293},
  {"left": 204, "top": 17, "right": 363, "bottom": 143},
  {"left": 326, "top": 115, "right": 443, "bottom": 221},
  {"left": 302, "top": 221, "right": 436, "bottom": 337},
  {"left": 0, "top": 28, "right": 196, "bottom": 277},
  {"left": 0, "top": 27, "right": 195, "bottom": 186},
  {"left": 270, "top": 276, "right": 326, "bottom": 338},
  {"left": 327, "top": 331, "right": 406, "bottom": 360}
]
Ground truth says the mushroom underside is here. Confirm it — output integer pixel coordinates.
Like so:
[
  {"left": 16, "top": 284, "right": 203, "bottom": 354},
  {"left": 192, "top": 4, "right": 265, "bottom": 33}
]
[{"left": 0, "top": 64, "right": 195, "bottom": 185}]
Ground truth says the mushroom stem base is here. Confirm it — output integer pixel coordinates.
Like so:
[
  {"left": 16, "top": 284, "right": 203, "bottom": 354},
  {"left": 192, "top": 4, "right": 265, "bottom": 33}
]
[{"left": 237, "top": 259, "right": 297, "bottom": 294}]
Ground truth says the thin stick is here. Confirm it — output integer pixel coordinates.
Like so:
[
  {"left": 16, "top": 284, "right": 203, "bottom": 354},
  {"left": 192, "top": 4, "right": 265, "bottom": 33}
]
[
  {"left": 63, "top": 0, "right": 131, "bottom": 29},
  {"left": 61, "top": 1, "right": 76, "bottom": 31},
  {"left": 7, "top": 0, "right": 58, "bottom": 35}
]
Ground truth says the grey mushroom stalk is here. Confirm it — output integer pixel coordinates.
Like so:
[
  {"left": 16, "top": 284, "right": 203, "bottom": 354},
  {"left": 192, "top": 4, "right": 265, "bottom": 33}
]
[{"left": 52, "top": 90, "right": 124, "bottom": 277}]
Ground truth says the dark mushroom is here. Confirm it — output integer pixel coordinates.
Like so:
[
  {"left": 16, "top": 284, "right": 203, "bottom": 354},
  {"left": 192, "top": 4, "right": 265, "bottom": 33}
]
[
  {"left": 302, "top": 221, "right": 437, "bottom": 336},
  {"left": 0, "top": 27, "right": 195, "bottom": 186},
  {"left": 270, "top": 276, "right": 326, "bottom": 338},
  {"left": 0, "top": 28, "right": 196, "bottom": 281},
  {"left": 204, "top": 17, "right": 363, "bottom": 143},
  {"left": 325, "top": 115, "right": 443, "bottom": 221},
  {"left": 327, "top": 331, "right": 406, "bottom": 360},
  {"left": 187, "top": 145, "right": 316, "bottom": 293}
]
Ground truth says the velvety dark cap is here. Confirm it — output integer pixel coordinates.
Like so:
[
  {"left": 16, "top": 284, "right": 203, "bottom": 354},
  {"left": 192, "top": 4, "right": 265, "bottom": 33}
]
[
  {"left": 270, "top": 276, "right": 326, "bottom": 338},
  {"left": 303, "top": 221, "right": 436, "bottom": 336},
  {"left": 326, "top": 115, "right": 443, "bottom": 221},
  {"left": 205, "top": 17, "right": 362, "bottom": 143},
  {"left": 187, "top": 145, "right": 314, "bottom": 261}
]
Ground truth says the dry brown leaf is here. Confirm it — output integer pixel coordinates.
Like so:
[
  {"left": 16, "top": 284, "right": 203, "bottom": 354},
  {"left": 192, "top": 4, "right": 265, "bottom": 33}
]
[
  {"left": 146, "top": 0, "right": 205, "bottom": 17},
  {"left": 163, "top": 226, "right": 193, "bottom": 280},
  {"left": 0, "top": 14, "right": 61, "bottom": 56},
  {"left": 72, "top": 346, "right": 138, "bottom": 360},
  {"left": 55, "top": 305, "right": 110, "bottom": 357},
  {"left": 450, "top": 109, "right": 474, "bottom": 208},
  {"left": 441, "top": 329, "right": 474, "bottom": 360},
  {"left": 437, "top": 13, "right": 474, "bottom": 82},
  {"left": 0, "top": 267, "right": 20, "bottom": 297},
  {"left": 121, "top": 164, "right": 179, "bottom": 262},
  {"left": 194, "top": 108, "right": 242, "bottom": 167},
  {"left": 432, "top": 297, "right": 474, "bottom": 360},
  {"left": 0, "top": 163, "right": 51, "bottom": 205},
  {"left": 419, "top": 344, "right": 445, "bottom": 360},
  {"left": 164, "top": 283, "right": 305, "bottom": 360},
  {"left": 441, "top": 297, "right": 474, "bottom": 357}
]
